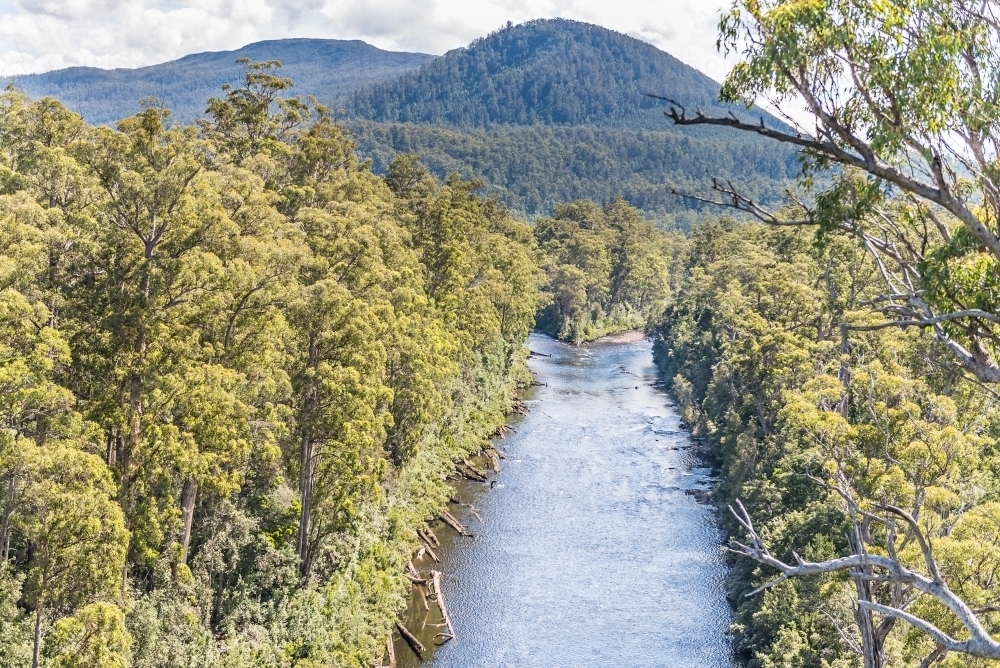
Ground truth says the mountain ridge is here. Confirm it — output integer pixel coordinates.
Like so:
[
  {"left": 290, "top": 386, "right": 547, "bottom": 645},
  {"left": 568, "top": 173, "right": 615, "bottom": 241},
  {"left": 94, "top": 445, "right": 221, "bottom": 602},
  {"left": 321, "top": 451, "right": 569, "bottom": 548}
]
[
  {"left": 345, "top": 19, "right": 779, "bottom": 130},
  {"left": 3, "top": 38, "right": 433, "bottom": 125},
  {"left": 4, "top": 20, "right": 798, "bottom": 224}
]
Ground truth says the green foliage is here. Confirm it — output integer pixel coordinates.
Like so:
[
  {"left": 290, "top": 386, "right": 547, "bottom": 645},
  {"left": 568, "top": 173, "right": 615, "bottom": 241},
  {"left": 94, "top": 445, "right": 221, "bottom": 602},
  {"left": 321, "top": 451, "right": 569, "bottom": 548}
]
[
  {"left": 349, "top": 120, "right": 799, "bottom": 225},
  {"left": 534, "top": 197, "right": 680, "bottom": 342},
  {"left": 652, "top": 219, "right": 1000, "bottom": 667},
  {"left": 0, "top": 58, "right": 541, "bottom": 667}
]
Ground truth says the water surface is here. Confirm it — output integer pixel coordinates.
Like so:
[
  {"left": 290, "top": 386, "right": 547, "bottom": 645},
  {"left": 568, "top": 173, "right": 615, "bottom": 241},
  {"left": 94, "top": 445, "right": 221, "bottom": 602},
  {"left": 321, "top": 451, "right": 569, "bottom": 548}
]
[{"left": 395, "top": 332, "right": 736, "bottom": 668}]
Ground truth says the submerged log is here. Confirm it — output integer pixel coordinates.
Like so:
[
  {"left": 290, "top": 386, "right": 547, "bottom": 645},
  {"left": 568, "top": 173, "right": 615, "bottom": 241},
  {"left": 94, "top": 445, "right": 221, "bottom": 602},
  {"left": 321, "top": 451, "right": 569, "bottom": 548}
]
[
  {"left": 425, "top": 527, "right": 441, "bottom": 547},
  {"left": 404, "top": 572, "right": 428, "bottom": 585},
  {"left": 417, "top": 583, "right": 430, "bottom": 611},
  {"left": 430, "top": 570, "right": 457, "bottom": 643},
  {"left": 467, "top": 505, "right": 484, "bottom": 524},
  {"left": 396, "top": 622, "right": 425, "bottom": 658},
  {"left": 419, "top": 537, "right": 439, "bottom": 563}
]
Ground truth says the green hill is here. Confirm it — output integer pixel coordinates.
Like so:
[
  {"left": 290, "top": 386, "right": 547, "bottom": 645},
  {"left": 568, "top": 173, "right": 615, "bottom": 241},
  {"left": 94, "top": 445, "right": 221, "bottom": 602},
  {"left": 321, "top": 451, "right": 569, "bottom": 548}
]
[
  {"left": 344, "top": 19, "right": 798, "bottom": 225},
  {"left": 347, "top": 18, "right": 765, "bottom": 129},
  {"left": 3, "top": 39, "right": 433, "bottom": 126},
  {"left": 5, "top": 20, "right": 799, "bottom": 225}
]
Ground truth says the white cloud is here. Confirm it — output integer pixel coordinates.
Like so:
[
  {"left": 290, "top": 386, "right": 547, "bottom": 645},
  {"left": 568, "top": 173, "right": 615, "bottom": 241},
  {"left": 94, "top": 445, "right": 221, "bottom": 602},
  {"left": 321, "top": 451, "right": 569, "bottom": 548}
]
[{"left": 0, "top": 0, "right": 735, "bottom": 82}]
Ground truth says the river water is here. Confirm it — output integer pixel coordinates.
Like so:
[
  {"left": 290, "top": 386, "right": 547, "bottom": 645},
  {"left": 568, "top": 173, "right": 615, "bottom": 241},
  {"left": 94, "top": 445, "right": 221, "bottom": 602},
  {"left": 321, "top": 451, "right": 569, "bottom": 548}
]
[{"left": 394, "top": 332, "right": 736, "bottom": 668}]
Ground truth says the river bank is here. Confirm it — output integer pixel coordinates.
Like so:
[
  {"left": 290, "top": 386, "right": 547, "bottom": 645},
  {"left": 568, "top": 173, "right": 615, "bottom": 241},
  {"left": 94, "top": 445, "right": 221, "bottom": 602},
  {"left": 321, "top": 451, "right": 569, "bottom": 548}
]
[{"left": 388, "top": 332, "right": 736, "bottom": 667}]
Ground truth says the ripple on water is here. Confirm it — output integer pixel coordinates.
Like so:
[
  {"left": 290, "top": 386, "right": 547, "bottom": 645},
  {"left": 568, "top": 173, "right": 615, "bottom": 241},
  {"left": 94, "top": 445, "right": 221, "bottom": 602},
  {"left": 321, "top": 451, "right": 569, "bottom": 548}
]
[{"left": 396, "top": 333, "right": 736, "bottom": 668}]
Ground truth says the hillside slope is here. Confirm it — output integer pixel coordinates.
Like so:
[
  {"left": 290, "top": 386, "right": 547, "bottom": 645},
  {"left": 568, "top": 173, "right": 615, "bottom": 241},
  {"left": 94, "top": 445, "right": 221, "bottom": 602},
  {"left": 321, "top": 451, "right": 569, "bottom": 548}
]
[
  {"left": 347, "top": 18, "right": 776, "bottom": 130},
  {"left": 4, "top": 39, "right": 433, "bottom": 125},
  {"left": 345, "top": 19, "right": 797, "bottom": 224}
]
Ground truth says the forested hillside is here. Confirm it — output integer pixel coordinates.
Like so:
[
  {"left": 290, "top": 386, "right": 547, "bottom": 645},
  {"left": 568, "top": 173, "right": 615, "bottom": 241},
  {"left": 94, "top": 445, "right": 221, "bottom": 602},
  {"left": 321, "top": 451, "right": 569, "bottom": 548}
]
[
  {"left": 346, "top": 18, "right": 746, "bottom": 129},
  {"left": 6, "top": 19, "right": 798, "bottom": 225},
  {"left": 344, "top": 19, "right": 798, "bottom": 224},
  {"left": 348, "top": 120, "right": 795, "bottom": 224},
  {"left": 0, "top": 63, "right": 542, "bottom": 667},
  {"left": 3, "top": 39, "right": 432, "bottom": 126}
]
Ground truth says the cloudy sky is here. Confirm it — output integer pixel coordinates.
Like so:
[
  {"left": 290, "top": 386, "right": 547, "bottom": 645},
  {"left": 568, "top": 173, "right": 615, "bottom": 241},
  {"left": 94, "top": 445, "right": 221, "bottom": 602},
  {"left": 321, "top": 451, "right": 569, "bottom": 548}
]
[{"left": 0, "top": 0, "right": 733, "bottom": 80}]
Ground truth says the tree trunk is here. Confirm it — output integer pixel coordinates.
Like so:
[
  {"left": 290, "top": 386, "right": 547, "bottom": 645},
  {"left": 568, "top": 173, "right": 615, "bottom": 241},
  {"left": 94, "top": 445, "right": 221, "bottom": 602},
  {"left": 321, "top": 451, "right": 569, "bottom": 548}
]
[
  {"left": 179, "top": 478, "right": 198, "bottom": 564},
  {"left": 849, "top": 530, "right": 885, "bottom": 668},
  {"left": 297, "top": 435, "right": 315, "bottom": 578},
  {"left": 296, "top": 332, "right": 320, "bottom": 579},
  {"left": 0, "top": 473, "right": 15, "bottom": 562},
  {"left": 31, "top": 607, "right": 43, "bottom": 668}
]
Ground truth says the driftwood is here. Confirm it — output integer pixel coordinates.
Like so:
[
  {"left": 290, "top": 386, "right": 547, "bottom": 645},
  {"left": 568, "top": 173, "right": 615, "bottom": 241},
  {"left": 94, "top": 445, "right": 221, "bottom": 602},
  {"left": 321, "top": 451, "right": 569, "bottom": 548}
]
[
  {"left": 490, "top": 445, "right": 507, "bottom": 459},
  {"left": 404, "top": 572, "right": 428, "bottom": 585},
  {"left": 396, "top": 622, "right": 425, "bottom": 658},
  {"left": 455, "top": 464, "right": 486, "bottom": 482},
  {"left": 528, "top": 349, "right": 550, "bottom": 357},
  {"left": 430, "top": 570, "right": 457, "bottom": 643},
  {"left": 439, "top": 511, "right": 471, "bottom": 536},
  {"left": 419, "top": 537, "right": 439, "bottom": 563},
  {"left": 418, "top": 527, "right": 439, "bottom": 548},
  {"left": 417, "top": 583, "right": 430, "bottom": 611},
  {"left": 414, "top": 546, "right": 426, "bottom": 561},
  {"left": 376, "top": 635, "right": 395, "bottom": 668}
]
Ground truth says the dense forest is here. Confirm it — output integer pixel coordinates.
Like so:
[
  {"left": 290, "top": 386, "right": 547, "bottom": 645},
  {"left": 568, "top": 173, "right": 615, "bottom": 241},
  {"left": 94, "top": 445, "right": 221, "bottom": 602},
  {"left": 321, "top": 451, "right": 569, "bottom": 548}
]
[
  {"left": 0, "top": 62, "right": 547, "bottom": 667},
  {"left": 0, "top": 57, "right": 671, "bottom": 666},
  {"left": 648, "top": 1, "right": 1000, "bottom": 667},
  {"left": 348, "top": 120, "right": 798, "bottom": 226},
  {"left": 532, "top": 198, "right": 677, "bottom": 342},
  {"left": 7, "top": 19, "right": 799, "bottom": 224}
]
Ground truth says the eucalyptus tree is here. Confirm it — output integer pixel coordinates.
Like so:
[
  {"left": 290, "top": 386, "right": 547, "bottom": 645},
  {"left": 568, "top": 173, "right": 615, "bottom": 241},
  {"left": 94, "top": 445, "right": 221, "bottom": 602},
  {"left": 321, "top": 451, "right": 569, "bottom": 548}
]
[{"left": 661, "top": 1, "right": 1000, "bottom": 664}]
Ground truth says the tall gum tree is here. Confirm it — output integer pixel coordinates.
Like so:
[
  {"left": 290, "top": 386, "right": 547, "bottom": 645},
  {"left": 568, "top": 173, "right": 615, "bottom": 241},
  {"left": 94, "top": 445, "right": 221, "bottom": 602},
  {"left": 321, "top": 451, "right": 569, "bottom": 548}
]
[{"left": 661, "top": 2, "right": 1000, "bottom": 664}]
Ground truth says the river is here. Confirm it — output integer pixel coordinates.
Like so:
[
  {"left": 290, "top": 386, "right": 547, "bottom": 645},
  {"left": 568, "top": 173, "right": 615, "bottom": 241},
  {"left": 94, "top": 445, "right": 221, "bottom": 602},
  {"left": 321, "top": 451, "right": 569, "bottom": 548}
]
[{"left": 394, "top": 332, "right": 737, "bottom": 668}]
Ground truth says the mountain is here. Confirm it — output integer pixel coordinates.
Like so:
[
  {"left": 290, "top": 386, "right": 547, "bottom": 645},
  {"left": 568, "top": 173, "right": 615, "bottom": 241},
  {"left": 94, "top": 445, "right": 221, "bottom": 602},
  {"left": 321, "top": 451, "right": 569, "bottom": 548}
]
[
  {"left": 343, "top": 19, "right": 798, "bottom": 225},
  {"left": 4, "top": 39, "right": 433, "bottom": 126},
  {"left": 5, "top": 20, "right": 799, "bottom": 226},
  {"left": 347, "top": 18, "right": 760, "bottom": 130}
]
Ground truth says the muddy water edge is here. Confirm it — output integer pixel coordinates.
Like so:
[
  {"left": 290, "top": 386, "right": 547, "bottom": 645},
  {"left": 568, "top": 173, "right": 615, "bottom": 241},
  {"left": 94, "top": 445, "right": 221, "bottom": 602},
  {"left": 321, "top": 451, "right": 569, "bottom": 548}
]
[{"left": 387, "top": 332, "right": 737, "bottom": 668}]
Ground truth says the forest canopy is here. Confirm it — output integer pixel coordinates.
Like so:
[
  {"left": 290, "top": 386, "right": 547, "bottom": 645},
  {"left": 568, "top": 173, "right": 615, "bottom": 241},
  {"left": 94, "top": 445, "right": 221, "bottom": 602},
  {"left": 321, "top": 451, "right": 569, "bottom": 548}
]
[{"left": 0, "top": 62, "right": 550, "bottom": 667}]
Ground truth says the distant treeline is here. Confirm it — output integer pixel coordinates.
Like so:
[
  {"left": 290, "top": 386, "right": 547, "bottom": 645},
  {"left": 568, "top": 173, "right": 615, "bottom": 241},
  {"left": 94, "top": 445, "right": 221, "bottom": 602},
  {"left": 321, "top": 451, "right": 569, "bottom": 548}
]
[{"left": 349, "top": 121, "right": 798, "bottom": 229}]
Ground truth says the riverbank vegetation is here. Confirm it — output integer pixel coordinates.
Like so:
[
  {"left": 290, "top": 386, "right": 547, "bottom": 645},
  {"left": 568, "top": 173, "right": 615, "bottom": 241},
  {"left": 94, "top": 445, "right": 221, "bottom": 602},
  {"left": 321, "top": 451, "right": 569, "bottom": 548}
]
[
  {"left": 651, "top": 1, "right": 1000, "bottom": 666},
  {"left": 0, "top": 60, "right": 542, "bottom": 667},
  {"left": 533, "top": 198, "right": 678, "bottom": 343}
]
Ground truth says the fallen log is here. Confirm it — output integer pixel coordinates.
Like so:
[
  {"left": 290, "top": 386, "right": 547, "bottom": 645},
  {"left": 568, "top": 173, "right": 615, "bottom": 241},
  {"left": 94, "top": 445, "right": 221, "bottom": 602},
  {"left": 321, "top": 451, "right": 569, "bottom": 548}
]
[
  {"left": 417, "top": 528, "right": 439, "bottom": 548},
  {"left": 461, "top": 461, "right": 488, "bottom": 480},
  {"left": 404, "top": 572, "right": 428, "bottom": 585},
  {"left": 430, "top": 570, "right": 457, "bottom": 643},
  {"left": 490, "top": 445, "right": 507, "bottom": 459},
  {"left": 439, "top": 511, "right": 470, "bottom": 536},
  {"left": 425, "top": 527, "right": 441, "bottom": 547},
  {"left": 396, "top": 622, "right": 425, "bottom": 658},
  {"left": 455, "top": 465, "right": 486, "bottom": 483},
  {"left": 417, "top": 583, "right": 430, "bottom": 611},
  {"left": 467, "top": 505, "right": 484, "bottom": 524},
  {"left": 419, "top": 538, "right": 439, "bottom": 563}
]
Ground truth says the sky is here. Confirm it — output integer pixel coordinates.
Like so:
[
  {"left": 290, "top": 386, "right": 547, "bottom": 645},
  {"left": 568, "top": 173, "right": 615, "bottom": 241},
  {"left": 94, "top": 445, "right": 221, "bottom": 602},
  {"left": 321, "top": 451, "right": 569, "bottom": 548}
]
[{"left": 0, "top": 0, "right": 734, "bottom": 80}]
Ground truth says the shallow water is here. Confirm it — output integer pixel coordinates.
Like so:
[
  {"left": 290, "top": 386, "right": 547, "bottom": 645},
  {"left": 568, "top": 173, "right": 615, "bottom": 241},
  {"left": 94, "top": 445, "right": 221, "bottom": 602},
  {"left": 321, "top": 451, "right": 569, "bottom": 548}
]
[{"left": 394, "top": 332, "right": 736, "bottom": 668}]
